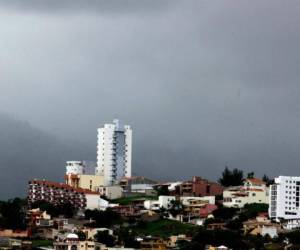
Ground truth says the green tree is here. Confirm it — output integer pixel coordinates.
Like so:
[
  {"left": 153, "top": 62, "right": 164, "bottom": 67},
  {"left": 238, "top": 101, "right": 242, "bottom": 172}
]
[
  {"left": 242, "top": 203, "right": 269, "bottom": 219},
  {"left": 262, "top": 174, "right": 274, "bottom": 186},
  {"left": 84, "top": 208, "right": 122, "bottom": 228},
  {"left": 218, "top": 167, "right": 244, "bottom": 187},
  {"left": 168, "top": 200, "right": 184, "bottom": 218},
  {"left": 283, "top": 230, "right": 300, "bottom": 244},
  {"left": 212, "top": 207, "right": 239, "bottom": 220},
  {"left": 204, "top": 217, "right": 223, "bottom": 227},
  {"left": 247, "top": 172, "right": 255, "bottom": 179},
  {"left": 57, "top": 202, "right": 75, "bottom": 218},
  {"left": 31, "top": 200, "right": 59, "bottom": 217},
  {"left": 117, "top": 227, "right": 140, "bottom": 248},
  {"left": 155, "top": 185, "right": 170, "bottom": 196},
  {"left": 0, "top": 198, "right": 27, "bottom": 230},
  {"left": 94, "top": 230, "right": 116, "bottom": 247},
  {"left": 76, "top": 231, "right": 87, "bottom": 241},
  {"left": 31, "top": 200, "right": 75, "bottom": 218},
  {"left": 177, "top": 240, "right": 204, "bottom": 250}
]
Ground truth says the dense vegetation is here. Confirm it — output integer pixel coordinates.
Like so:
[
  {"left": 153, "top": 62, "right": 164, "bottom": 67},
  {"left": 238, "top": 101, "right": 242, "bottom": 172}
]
[
  {"left": 218, "top": 167, "right": 244, "bottom": 187},
  {"left": 0, "top": 198, "right": 27, "bottom": 230},
  {"left": 84, "top": 208, "right": 122, "bottom": 228},
  {"left": 94, "top": 230, "right": 116, "bottom": 247},
  {"left": 129, "top": 219, "right": 197, "bottom": 238},
  {"left": 31, "top": 200, "right": 76, "bottom": 218}
]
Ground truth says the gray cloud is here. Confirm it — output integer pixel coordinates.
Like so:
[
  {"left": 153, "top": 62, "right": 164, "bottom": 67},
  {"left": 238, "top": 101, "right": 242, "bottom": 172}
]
[
  {"left": 0, "top": 0, "right": 300, "bottom": 197},
  {"left": 0, "top": 0, "right": 175, "bottom": 15}
]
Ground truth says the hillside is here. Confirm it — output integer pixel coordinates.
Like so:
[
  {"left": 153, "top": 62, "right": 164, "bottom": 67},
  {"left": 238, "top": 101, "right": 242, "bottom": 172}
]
[{"left": 0, "top": 113, "right": 94, "bottom": 199}]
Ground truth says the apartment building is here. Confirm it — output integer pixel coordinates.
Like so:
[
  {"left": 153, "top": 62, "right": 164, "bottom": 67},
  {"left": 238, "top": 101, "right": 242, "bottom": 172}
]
[
  {"left": 28, "top": 180, "right": 101, "bottom": 210},
  {"left": 179, "top": 176, "right": 223, "bottom": 197},
  {"left": 96, "top": 119, "right": 132, "bottom": 186},
  {"left": 269, "top": 176, "right": 300, "bottom": 229}
]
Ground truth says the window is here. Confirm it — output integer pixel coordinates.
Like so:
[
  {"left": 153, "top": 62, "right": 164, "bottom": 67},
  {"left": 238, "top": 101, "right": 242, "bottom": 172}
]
[{"left": 206, "top": 185, "right": 211, "bottom": 194}]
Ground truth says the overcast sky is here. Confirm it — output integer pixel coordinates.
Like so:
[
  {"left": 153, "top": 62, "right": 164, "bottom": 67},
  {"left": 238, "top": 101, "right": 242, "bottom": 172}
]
[{"left": 1, "top": 0, "right": 300, "bottom": 182}]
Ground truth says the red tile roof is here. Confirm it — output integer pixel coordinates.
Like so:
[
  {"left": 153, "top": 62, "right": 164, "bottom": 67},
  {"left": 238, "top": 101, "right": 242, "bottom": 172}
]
[
  {"left": 199, "top": 204, "right": 218, "bottom": 218},
  {"left": 245, "top": 178, "right": 265, "bottom": 185},
  {"left": 29, "top": 179, "right": 100, "bottom": 195}
]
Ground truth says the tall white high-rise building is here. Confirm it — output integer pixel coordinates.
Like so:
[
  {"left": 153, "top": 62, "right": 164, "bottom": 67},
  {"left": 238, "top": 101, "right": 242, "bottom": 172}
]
[{"left": 96, "top": 119, "right": 132, "bottom": 186}]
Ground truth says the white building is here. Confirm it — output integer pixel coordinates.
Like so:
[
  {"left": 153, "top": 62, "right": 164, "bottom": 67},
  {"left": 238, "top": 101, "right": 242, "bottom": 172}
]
[
  {"left": 96, "top": 119, "right": 132, "bottom": 186},
  {"left": 144, "top": 195, "right": 215, "bottom": 211},
  {"left": 269, "top": 176, "right": 300, "bottom": 229},
  {"left": 66, "top": 161, "right": 85, "bottom": 175},
  {"left": 144, "top": 196, "right": 176, "bottom": 210}
]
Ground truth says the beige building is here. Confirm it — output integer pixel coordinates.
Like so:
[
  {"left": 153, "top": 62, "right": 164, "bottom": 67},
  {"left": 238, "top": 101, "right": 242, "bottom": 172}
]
[
  {"left": 65, "top": 174, "right": 104, "bottom": 191},
  {"left": 54, "top": 234, "right": 106, "bottom": 250},
  {"left": 243, "top": 213, "right": 281, "bottom": 238},
  {"left": 223, "top": 178, "right": 269, "bottom": 208}
]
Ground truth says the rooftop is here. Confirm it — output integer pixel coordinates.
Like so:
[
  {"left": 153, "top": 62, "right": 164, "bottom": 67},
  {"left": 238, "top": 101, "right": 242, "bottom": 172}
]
[{"left": 29, "top": 179, "right": 100, "bottom": 195}]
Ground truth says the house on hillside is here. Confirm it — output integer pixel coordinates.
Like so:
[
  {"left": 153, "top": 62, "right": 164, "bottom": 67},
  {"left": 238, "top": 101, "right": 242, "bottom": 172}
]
[{"left": 223, "top": 178, "right": 269, "bottom": 208}]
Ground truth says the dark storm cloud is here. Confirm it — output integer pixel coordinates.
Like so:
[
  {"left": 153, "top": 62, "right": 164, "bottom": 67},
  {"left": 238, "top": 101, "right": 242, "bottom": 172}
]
[
  {"left": 0, "top": 0, "right": 175, "bottom": 14},
  {"left": 0, "top": 0, "right": 300, "bottom": 197}
]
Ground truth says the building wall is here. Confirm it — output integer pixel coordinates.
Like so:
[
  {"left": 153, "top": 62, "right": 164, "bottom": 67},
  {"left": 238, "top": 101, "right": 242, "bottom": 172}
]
[
  {"left": 0, "top": 229, "right": 28, "bottom": 238},
  {"left": 180, "top": 196, "right": 215, "bottom": 206},
  {"left": 28, "top": 180, "right": 100, "bottom": 210},
  {"left": 158, "top": 196, "right": 176, "bottom": 209},
  {"left": 192, "top": 179, "right": 223, "bottom": 196},
  {"left": 223, "top": 190, "right": 268, "bottom": 208},
  {"left": 79, "top": 175, "right": 104, "bottom": 191},
  {"left": 144, "top": 196, "right": 176, "bottom": 210},
  {"left": 99, "top": 198, "right": 110, "bottom": 211},
  {"left": 96, "top": 120, "right": 132, "bottom": 186},
  {"left": 144, "top": 200, "right": 161, "bottom": 210},
  {"left": 82, "top": 228, "right": 113, "bottom": 240},
  {"left": 180, "top": 177, "right": 223, "bottom": 197},
  {"left": 261, "top": 226, "right": 278, "bottom": 238},
  {"left": 66, "top": 174, "right": 104, "bottom": 191},
  {"left": 78, "top": 241, "right": 96, "bottom": 250},
  {"left": 85, "top": 194, "right": 101, "bottom": 210},
  {"left": 97, "top": 186, "right": 123, "bottom": 199},
  {"left": 269, "top": 176, "right": 300, "bottom": 221},
  {"left": 124, "top": 126, "right": 132, "bottom": 178}
]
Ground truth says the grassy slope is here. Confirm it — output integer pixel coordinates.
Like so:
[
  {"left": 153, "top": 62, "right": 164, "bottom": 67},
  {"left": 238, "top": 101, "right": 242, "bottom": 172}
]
[
  {"left": 31, "top": 239, "right": 53, "bottom": 248},
  {"left": 131, "top": 219, "right": 198, "bottom": 238}
]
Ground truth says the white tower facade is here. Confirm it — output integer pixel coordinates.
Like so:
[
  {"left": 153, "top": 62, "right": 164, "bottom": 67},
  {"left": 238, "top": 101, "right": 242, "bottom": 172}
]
[
  {"left": 269, "top": 176, "right": 300, "bottom": 221},
  {"left": 96, "top": 119, "right": 132, "bottom": 186},
  {"left": 66, "top": 161, "right": 85, "bottom": 175}
]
